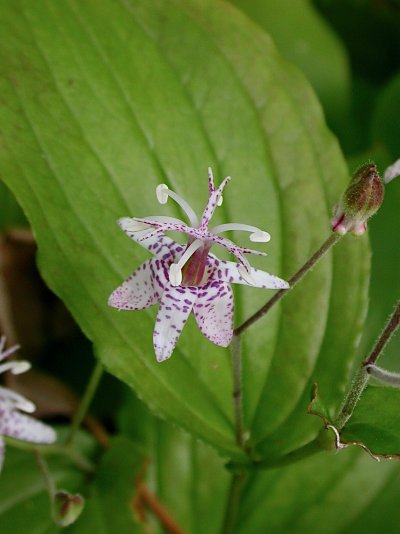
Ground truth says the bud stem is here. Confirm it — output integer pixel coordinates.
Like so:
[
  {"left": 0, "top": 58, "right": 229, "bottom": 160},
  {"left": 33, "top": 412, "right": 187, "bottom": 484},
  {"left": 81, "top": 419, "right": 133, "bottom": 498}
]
[
  {"left": 34, "top": 450, "right": 56, "bottom": 500},
  {"left": 234, "top": 233, "right": 342, "bottom": 336},
  {"left": 231, "top": 335, "right": 244, "bottom": 449},
  {"left": 6, "top": 436, "right": 95, "bottom": 473},
  {"left": 334, "top": 300, "right": 400, "bottom": 431},
  {"left": 66, "top": 360, "right": 104, "bottom": 446}
]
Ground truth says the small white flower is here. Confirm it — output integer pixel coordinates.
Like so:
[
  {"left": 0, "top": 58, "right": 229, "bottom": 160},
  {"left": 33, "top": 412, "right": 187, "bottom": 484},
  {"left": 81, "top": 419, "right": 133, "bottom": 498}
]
[
  {"left": 109, "top": 169, "right": 288, "bottom": 362},
  {"left": 0, "top": 337, "right": 56, "bottom": 471}
]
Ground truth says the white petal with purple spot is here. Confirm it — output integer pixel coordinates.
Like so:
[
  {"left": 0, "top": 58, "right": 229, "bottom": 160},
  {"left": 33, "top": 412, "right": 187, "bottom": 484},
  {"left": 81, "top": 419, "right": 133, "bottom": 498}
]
[
  {"left": 153, "top": 287, "right": 198, "bottom": 362},
  {"left": 118, "top": 218, "right": 184, "bottom": 262},
  {"left": 108, "top": 260, "right": 159, "bottom": 311},
  {"left": 210, "top": 258, "right": 289, "bottom": 289},
  {"left": 193, "top": 281, "right": 233, "bottom": 347},
  {"left": 0, "top": 400, "right": 56, "bottom": 444}
]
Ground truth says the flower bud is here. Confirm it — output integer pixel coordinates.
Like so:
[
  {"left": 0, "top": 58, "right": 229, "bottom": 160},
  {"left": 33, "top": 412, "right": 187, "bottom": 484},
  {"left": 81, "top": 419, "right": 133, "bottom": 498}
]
[
  {"left": 52, "top": 491, "right": 84, "bottom": 527},
  {"left": 331, "top": 162, "right": 384, "bottom": 236}
]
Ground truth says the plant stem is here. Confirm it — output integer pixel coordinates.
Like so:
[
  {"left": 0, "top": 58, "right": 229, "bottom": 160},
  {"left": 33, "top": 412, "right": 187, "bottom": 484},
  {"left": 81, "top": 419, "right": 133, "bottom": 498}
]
[
  {"left": 220, "top": 471, "right": 247, "bottom": 534},
  {"left": 136, "top": 482, "right": 187, "bottom": 534},
  {"left": 225, "top": 234, "right": 342, "bottom": 531},
  {"left": 5, "top": 436, "right": 95, "bottom": 473},
  {"left": 334, "top": 300, "right": 400, "bottom": 430},
  {"left": 231, "top": 335, "right": 244, "bottom": 449},
  {"left": 234, "top": 233, "right": 342, "bottom": 336},
  {"left": 364, "top": 301, "right": 400, "bottom": 366},
  {"left": 66, "top": 359, "right": 104, "bottom": 445},
  {"left": 34, "top": 450, "right": 56, "bottom": 500}
]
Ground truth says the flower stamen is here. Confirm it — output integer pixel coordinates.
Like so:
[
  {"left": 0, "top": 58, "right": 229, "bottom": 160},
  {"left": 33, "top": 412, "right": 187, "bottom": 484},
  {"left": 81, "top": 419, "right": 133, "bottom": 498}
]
[
  {"left": 0, "top": 360, "right": 31, "bottom": 375},
  {"left": 211, "top": 223, "right": 270, "bottom": 242},
  {"left": 156, "top": 184, "right": 200, "bottom": 228},
  {"left": 0, "top": 386, "right": 36, "bottom": 413},
  {"left": 238, "top": 265, "right": 257, "bottom": 286}
]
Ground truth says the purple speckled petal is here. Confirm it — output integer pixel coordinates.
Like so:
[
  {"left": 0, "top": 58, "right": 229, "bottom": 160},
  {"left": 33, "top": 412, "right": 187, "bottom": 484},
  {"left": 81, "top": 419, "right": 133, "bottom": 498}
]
[
  {"left": 118, "top": 218, "right": 184, "bottom": 262},
  {"left": 0, "top": 400, "right": 56, "bottom": 444},
  {"left": 211, "top": 259, "right": 289, "bottom": 289},
  {"left": 108, "top": 260, "right": 160, "bottom": 311},
  {"left": 153, "top": 287, "right": 198, "bottom": 363},
  {"left": 193, "top": 281, "right": 233, "bottom": 347},
  {"left": 200, "top": 176, "right": 231, "bottom": 229},
  {"left": 0, "top": 435, "right": 4, "bottom": 472}
]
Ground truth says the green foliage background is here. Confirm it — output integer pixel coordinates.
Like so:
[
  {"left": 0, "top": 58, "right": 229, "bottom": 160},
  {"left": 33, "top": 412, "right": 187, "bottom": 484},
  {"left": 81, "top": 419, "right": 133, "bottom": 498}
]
[{"left": 0, "top": 0, "right": 399, "bottom": 532}]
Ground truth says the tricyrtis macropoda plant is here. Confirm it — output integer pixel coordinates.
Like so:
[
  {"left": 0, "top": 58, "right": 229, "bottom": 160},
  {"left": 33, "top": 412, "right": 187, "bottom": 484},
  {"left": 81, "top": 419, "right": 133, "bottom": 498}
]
[
  {"left": 0, "top": 0, "right": 399, "bottom": 531},
  {"left": 0, "top": 0, "right": 371, "bottom": 459}
]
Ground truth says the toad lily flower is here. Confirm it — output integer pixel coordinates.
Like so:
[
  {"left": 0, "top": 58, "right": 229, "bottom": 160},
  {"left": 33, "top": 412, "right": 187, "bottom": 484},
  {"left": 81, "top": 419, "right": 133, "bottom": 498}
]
[
  {"left": 108, "top": 169, "right": 288, "bottom": 362},
  {"left": 0, "top": 337, "right": 56, "bottom": 471}
]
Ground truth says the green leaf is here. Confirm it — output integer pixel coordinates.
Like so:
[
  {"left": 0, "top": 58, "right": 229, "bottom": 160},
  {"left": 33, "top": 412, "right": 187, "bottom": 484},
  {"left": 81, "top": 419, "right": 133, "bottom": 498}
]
[
  {"left": 341, "top": 386, "right": 400, "bottom": 457},
  {"left": 372, "top": 72, "right": 400, "bottom": 159},
  {"left": 0, "top": 182, "right": 27, "bottom": 230},
  {"left": 0, "top": 431, "right": 95, "bottom": 533},
  {"left": 118, "top": 391, "right": 230, "bottom": 534},
  {"left": 230, "top": 0, "right": 351, "bottom": 131},
  {"left": 117, "top": 391, "right": 400, "bottom": 534},
  {"left": 237, "top": 448, "right": 399, "bottom": 533},
  {"left": 70, "top": 437, "right": 145, "bottom": 532},
  {"left": 0, "top": 0, "right": 369, "bottom": 458}
]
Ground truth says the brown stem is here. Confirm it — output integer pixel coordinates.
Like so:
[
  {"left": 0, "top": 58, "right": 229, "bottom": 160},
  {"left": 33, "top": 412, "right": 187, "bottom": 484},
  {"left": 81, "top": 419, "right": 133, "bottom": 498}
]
[
  {"left": 364, "top": 301, "right": 400, "bottom": 366},
  {"left": 135, "top": 482, "right": 187, "bottom": 534},
  {"left": 234, "top": 233, "right": 342, "bottom": 336}
]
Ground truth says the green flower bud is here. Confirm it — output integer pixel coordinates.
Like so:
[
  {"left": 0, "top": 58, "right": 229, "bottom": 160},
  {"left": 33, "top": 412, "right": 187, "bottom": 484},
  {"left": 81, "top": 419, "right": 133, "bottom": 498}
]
[
  {"left": 331, "top": 162, "right": 384, "bottom": 236},
  {"left": 52, "top": 491, "right": 84, "bottom": 527}
]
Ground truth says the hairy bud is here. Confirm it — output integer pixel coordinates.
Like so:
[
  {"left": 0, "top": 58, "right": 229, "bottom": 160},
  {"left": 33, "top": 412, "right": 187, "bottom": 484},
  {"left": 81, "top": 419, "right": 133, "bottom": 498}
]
[{"left": 331, "top": 162, "right": 384, "bottom": 236}]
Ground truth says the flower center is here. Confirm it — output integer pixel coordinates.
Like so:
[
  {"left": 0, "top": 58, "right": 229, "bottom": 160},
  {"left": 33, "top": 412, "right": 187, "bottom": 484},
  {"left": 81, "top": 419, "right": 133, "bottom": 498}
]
[
  {"left": 181, "top": 242, "right": 212, "bottom": 286},
  {"left": 168, "top": 239, "right": 210, "bottom": 286}
]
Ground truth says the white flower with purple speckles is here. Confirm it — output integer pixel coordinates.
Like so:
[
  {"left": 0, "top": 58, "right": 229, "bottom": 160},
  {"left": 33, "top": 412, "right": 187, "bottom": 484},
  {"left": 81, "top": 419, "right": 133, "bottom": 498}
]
[
  {"left": 109, "top": 168, "right": 289, "bottom": 362},
  {"left": 0, "top": 337, "right": 56, "bottom": 471}
]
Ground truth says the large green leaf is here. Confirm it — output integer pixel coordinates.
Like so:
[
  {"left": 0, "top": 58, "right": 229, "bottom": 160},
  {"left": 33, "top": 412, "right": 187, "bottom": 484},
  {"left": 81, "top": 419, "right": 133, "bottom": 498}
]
[
  {"left": 372, "top": 72, "right": 400, "bottom": 159},
  {"left": 118, "top": 391, "right": 230, "bottom": 534},
  {"left": 0, "top": 182, "right": 27, "bottom": 230},
  {"left": 118, "top": 389, "right": 400, "bottom": 534},
  {"left": 230, "top": 0, "right": 351, "bottom": 131},
  {"left": 70, "top": 437, "right": 145, "bottom": 532},
  {"left": 0, "top": 0, "right": 369, "bottom": 458},
  {"left": 237, "top": 448, "right": 399, "bottom": 533},
  {"left": 341, "top": 386, "right": 400, "bottom": 457}
]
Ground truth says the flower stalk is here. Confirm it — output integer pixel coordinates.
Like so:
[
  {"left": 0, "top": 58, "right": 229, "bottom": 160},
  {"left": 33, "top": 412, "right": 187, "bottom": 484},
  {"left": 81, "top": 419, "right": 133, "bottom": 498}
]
[
  {"left": 234, "top": 233, "right": 342, "bottom": 336},
  {"left": 231, "top": 335, "right": 244, "bottom": 449},
  {"left": 220, "top": 471, "right": 247, "bottom": 534},
  {"left": 66, "top": 359, "right": 104, "bottom": 446}
]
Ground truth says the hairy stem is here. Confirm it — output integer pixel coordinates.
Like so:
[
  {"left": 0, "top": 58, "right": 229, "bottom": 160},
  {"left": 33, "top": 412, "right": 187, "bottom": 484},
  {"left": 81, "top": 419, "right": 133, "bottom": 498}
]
[
  {"left": 231, "top": 335, "right": 244, "bottom": 449},
  {"left": 220, "top": 471, "right": 247, "bottom": 534},
  {"left": 234, "top": 233, "right": 342, "bottom": 336},
  {"left": 334, "top": 300, "right": 400, "bottom": 430},
  {"left": 66, "top": 359, "right": 104, "bottom": 445}
]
